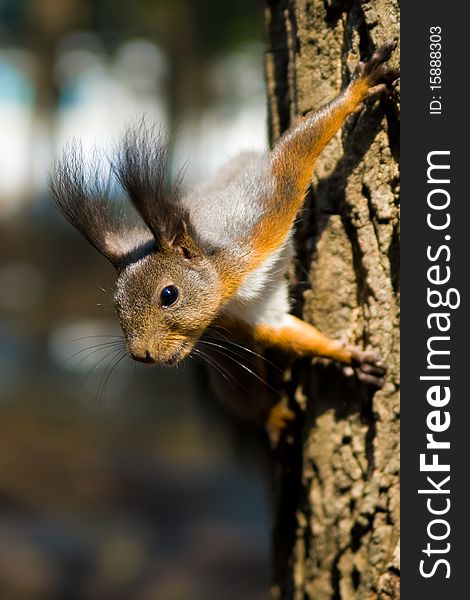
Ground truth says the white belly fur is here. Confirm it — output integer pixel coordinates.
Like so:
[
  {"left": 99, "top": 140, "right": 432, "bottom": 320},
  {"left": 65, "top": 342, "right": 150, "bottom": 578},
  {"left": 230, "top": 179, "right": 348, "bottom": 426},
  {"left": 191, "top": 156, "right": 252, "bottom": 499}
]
[{"left": 221, "top": 236, "right": 294, "bottom": 327}]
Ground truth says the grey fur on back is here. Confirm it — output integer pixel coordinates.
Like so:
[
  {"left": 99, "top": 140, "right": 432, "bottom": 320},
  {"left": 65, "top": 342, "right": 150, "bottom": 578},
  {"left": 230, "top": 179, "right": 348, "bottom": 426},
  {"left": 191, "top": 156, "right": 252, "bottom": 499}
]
[{"left": 182, "top": 151, "right": 274, "bottom": 254}]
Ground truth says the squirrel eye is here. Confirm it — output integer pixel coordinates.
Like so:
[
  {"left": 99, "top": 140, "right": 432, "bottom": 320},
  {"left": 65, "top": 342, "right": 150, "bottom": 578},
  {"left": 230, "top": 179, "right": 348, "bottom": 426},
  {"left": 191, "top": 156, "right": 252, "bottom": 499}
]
[{"left": 160, "top": 285, "right": 179, "bottom": 307}]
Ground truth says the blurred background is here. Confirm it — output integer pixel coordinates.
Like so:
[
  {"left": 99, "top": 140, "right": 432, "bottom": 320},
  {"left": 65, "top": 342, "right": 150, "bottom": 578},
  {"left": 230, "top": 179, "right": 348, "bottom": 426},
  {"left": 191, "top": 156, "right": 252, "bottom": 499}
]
[{"left": 0, "top": 0, "right": 271, "bottom": 598}]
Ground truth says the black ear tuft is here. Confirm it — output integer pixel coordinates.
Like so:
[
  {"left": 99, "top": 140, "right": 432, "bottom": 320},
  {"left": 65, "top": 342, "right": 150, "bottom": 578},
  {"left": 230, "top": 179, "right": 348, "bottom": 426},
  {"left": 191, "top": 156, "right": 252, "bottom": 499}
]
[
  {"left": 112, "top": 120, "right": 189, "bottom": 249},
  {"left": 49, "top": 142, "right": 150, "bottom": 267}
]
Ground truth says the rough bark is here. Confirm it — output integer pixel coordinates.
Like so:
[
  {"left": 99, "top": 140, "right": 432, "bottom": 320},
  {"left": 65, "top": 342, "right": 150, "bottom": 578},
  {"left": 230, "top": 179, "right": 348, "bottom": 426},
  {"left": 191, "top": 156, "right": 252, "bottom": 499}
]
[{"left": 264, "top": 1, "right": 400, "bottom": 598}]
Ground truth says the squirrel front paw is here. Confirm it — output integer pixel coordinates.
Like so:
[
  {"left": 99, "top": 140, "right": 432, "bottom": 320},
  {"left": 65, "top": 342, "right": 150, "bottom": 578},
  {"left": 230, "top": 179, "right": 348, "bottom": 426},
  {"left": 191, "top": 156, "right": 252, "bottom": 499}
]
[
  {"left": 354, "top": 39, "right": 399, "bottom": 98},
  {"left": 343, "top": 345, "right": 387, "bottom": 387},
  {"left": 266, "top": 401, "right": 295, "bottom": 447}
]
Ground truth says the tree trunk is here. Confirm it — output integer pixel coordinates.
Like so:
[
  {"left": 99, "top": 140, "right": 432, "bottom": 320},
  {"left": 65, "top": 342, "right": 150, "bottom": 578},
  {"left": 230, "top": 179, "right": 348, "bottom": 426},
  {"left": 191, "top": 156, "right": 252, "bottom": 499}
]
[{"left": 264, "top": 1, "right": 400, "bottom": 598}]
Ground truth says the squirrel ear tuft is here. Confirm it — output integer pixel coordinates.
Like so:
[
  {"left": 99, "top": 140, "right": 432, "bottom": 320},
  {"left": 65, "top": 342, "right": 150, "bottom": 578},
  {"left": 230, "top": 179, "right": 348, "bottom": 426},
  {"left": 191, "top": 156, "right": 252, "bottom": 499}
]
[
  {"left": 50, "top": 123, "right": 201, "bottom": 267},
  {"left": 112, "top": 120, "right": 190, "bottom": 249},
  {"left": 49, "top": 142, "right": 151, "bottom": 267}
]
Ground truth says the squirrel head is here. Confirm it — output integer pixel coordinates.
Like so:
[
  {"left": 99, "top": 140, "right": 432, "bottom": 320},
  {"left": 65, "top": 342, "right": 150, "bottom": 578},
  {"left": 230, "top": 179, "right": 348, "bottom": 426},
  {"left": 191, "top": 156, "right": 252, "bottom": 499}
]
[
  {"left": 50, "top": 123, "right": 222, "bottom": 365},
  {"left": 114, "top": 241, "right": 221, "bottom": 365}
]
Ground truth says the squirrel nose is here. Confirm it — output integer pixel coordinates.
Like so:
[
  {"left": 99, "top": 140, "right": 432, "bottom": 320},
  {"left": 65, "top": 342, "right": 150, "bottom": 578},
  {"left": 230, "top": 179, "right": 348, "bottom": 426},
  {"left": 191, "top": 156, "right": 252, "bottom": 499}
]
[
  {"left": 143, "top": 350, "right": 153, "bottom": 363},
  {"left": 130, "top": 348, "right": 156, "bottom": 364}
]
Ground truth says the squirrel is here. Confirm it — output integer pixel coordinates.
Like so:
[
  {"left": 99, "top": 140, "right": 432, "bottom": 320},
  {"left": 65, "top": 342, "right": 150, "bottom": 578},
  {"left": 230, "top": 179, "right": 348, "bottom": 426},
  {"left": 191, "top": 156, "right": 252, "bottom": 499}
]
[{"left": 50, "top": 41, "right": 397, "bottom": 432}]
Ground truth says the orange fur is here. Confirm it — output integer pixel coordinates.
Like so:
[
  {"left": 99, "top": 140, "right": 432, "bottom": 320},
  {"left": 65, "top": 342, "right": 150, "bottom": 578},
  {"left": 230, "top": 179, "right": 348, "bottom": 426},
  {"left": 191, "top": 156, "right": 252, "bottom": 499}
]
[
  {"left": 214, "top": 259, "right": 246, "bottom": 302},
  {"left": 253, "top": 315, "right": 352, "bottom": 363},
  {"left": 214, "top": 314, "right": 352, "bottom": 365},
  {"left": 249, "top": 75, "right": 373, "bottom": 266}
]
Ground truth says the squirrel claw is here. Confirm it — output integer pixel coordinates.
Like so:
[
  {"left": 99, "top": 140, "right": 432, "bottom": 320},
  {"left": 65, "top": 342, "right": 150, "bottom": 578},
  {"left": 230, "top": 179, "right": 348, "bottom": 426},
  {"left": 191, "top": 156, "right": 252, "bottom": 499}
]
[
  {"left": 354, "top": 39, "right": 399, "bottom": 89},
  {"left": 345, "top": 345, "right": 387, "bottom": 388}
]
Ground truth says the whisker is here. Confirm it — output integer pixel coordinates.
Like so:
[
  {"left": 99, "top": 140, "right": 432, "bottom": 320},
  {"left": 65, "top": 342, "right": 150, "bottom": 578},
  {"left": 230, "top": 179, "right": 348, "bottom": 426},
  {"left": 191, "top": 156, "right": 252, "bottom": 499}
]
[
  {"left": 196, "top": 346, "right": 263, "bottom": 399},
  {"left": 198, "top": 341, "right": 281, "bottom": 397},
  {"left": 65, "top": 340, "right": 125, "bottom": 363},
  {"left": 67, "top": 335, "right": 124, "bottom": 343},
  {"left": 203, "top": 333, "right": 283, "bottom": 373},
  {"left": 96, "top": 350, "right": 128, "bottom": 405},
  {"left": 78, "top": 346, "right": 124, "bottom": 399},
  {"left": 199, "top": 339, "right": 261, "bottom": 371},
  {"left": 208, "top": 323, "right": 232, "bottom": 336},
  {"left": 73, "top": 345, "right": 124, "bottom": 370},
  {"left": 192, "top": 347, "right": 237, "bottom": 391},
  {"left": 95, "top": 347, "right": 127, "bottom": 404},
  {"left": 99, "top": 286, "right": 113, "bottom": 295}
]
